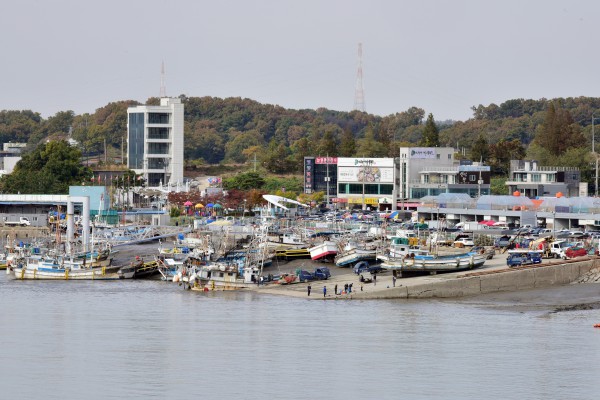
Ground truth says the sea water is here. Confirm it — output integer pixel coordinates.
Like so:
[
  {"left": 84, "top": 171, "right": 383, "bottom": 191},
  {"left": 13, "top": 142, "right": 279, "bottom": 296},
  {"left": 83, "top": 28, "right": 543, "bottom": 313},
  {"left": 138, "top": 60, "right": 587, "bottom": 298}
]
[{"left": 1, "top": 273, "right": 599, "bottom": 400}]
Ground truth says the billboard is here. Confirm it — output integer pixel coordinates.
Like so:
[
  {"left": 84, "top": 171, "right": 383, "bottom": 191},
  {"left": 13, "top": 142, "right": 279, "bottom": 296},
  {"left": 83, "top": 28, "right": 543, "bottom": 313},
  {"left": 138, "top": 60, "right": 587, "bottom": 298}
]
[
  {"left": 338, "top": 166, "right": 393, "bottom": 183},
  {"left": 409, "top": 148, "right": 437, "bottom": 159},
  {"left": 337, "top": 158, "right": 394, "bottom": 167}
]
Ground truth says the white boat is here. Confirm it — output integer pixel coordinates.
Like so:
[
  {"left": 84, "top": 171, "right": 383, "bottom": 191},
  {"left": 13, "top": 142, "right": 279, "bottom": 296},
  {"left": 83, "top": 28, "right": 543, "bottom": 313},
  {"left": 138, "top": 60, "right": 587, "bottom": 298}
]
[
  {"left": 9, "top": 256, "right": 121, "bottom": 280},
  {"left": 334, "top": 240, "right": 377, "bottom": 267},
  {"left": 377, "top": 237, "right": 486, "bottom": 276},
  {"left": 188, "top": 263, "right": 260, "bottom": 291},
  {"left": 308, "top": 240, "right": 338, "bottom": 261}
]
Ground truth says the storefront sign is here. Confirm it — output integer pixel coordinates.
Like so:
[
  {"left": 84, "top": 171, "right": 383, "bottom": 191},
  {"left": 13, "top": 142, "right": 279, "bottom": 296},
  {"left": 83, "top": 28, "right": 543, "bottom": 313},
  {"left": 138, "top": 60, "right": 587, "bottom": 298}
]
[{"left": 410, "top": 148, "right": 436, "bottom": 159}]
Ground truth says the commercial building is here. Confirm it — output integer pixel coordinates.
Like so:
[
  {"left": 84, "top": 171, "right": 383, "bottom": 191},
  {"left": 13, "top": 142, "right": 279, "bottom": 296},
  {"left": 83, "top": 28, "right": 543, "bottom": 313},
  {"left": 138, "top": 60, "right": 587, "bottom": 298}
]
[
  {"left": 505, "top": 160, "right": 580, "bottom": 198},
  {"left": 304, "top": 148, "right": 491, "bottom": 208},
  {"left": 303, "top": 157, "right": 338, "bottom": 203},
  {"left": 127, "top": 98, "right": 184, "bottom": 188}
]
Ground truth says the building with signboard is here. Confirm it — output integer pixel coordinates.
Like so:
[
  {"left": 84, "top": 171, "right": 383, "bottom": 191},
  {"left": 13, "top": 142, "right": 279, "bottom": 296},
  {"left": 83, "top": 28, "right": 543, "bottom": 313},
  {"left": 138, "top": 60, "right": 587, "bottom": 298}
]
[
  {"left": 335, "top": 157, "right": 395, "bottom": 209},
  {"left": 399, "top": 147, "right": 491, "bottom": 199},
  {"left": 303, "top": 157, "right": 338, "bottom": 203},
  {"left": 304, "top": 148, "right": 492, "bottom": 209}
]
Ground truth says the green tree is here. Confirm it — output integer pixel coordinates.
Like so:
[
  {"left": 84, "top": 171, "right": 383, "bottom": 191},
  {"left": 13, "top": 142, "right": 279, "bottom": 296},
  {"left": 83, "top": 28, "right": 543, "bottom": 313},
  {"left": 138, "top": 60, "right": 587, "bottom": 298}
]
[
  {"left": 0, "top": 140, "right": 91, "bottom": 194},
  {"left": 223, "top": 171, "right": 265, "bottom": 190},
  {"left": 420, "top": 113, "right": 439, "bottom": 147},
  {"left": 338, "top": 127, "right": 356, "bottom": 156},
  {"left": 470, "top": 134, "right": 489, "bottom": 162},
  {"left": 534, "top": 102, "right": 585, "bottom": 156}
]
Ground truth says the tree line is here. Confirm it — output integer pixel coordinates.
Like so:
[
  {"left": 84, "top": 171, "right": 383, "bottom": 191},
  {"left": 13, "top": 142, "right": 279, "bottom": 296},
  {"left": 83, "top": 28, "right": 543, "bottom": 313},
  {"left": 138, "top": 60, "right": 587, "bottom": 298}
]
[{"left": 0, "top": 95, "right": 597, "bottom": 193}]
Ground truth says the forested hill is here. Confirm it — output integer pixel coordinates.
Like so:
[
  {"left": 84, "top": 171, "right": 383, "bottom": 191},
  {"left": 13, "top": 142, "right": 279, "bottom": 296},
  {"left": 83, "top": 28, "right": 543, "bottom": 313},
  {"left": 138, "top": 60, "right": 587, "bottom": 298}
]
[{"left": 1, "top": 96, "right": 599, "bottom": 176}]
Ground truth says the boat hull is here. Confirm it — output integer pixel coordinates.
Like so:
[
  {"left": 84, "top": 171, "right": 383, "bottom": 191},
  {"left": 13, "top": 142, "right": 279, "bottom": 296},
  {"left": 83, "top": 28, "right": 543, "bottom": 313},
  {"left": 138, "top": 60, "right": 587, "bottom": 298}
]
[
  {"left": 381, "top": 253, "right": 486, "bottom": 273},
  {"left": 308, "top": 241, "right": 338, "bottom": 260},
  {"left": 10, "top": 265, "right": 121, "bottom": 280},
  {"left": 335, "top": 249, "right": 377, "bottom": 267}
]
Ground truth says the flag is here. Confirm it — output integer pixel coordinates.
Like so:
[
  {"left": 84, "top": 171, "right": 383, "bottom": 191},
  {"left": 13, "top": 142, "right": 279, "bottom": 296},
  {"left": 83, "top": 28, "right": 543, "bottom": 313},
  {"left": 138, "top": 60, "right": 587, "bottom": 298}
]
[{"left": 90, "top": 175, "right": 95, "bottom": 182}]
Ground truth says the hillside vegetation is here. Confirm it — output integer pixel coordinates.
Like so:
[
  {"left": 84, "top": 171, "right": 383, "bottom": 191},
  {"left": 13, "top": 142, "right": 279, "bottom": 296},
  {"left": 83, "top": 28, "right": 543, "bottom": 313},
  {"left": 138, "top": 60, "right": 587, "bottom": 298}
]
[{"left": 1, "top": 96, "right": 598, "bottom": 184}]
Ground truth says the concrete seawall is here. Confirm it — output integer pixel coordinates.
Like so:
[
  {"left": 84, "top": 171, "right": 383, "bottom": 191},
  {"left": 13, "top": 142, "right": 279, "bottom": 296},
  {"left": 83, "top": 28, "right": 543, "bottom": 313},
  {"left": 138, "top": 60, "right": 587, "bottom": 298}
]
[{"left": 345, "top": 258, "right": 600, "bottom": 300}]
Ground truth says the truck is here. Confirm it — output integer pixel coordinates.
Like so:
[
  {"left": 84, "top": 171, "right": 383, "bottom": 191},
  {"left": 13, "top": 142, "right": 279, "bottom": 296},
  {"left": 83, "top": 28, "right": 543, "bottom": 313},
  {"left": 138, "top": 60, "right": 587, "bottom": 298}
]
[
  {"left": 549, "top": 240, "right": 584, "bottom": 259},
  {"left": 4, "top": 217, "right": 31, "bottom": 227}
]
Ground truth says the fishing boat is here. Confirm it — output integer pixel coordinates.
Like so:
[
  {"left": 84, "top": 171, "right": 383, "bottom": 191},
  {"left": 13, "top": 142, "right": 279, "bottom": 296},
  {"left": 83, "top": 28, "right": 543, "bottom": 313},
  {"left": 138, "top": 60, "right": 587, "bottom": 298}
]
[
  {"left": 188, "top": 262, "right": 260, "bottom": 291},
  {"left": 118, "top": 257, "right": 160, "bottom": 279},
  {"left": 377, "top": 237, "right": 486, "bottom": 276},
  {"left": 9, "top": 255, "right": 121, "bottom": 280},
  {"left": 275, "top": 247, "right": 311, "bottom": 260},
  {"left": 334, "top": 240, "right": 378, "bottom": 267}
]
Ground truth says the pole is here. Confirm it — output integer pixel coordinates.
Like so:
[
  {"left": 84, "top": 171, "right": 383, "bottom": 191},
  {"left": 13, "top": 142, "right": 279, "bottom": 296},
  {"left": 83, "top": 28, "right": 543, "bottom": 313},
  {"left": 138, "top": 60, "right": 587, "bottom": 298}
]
[
  {"left": 326, "top": 155, "right": 330, "bottom": 208},
  {"left": 594, "top": 115, "right": 598, "bottom": 197}
]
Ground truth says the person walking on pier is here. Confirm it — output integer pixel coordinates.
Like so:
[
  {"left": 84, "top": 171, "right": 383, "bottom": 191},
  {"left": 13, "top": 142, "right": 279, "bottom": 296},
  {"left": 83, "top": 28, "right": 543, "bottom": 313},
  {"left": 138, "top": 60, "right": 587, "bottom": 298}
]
[
  {"left": 373, "top": 274, "right": 377, "bottom": 286},
  {"left": 323, "top": 285, "right": 327, "bottom": 298},
  {"left": 307, "top": 284, "right": 311, "bottom": 296},
  {"left": 334, "top": 284, "right": 338, "bottom": 295},
  {"left": 344, "top": 283, "right": 348, "bottom": 293},
  {"left": 349, "top": 283, "right": 353, "bottom": 293},
  {"left": 392, "top": 275, "right": 397, "bottom": 287}
]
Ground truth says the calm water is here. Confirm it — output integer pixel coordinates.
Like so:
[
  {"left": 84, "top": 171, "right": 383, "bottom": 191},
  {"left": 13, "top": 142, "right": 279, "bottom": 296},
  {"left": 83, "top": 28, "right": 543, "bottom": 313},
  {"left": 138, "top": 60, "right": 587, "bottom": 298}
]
[{"left": 1, "top": 272, "right": 600, "bottom": 400}]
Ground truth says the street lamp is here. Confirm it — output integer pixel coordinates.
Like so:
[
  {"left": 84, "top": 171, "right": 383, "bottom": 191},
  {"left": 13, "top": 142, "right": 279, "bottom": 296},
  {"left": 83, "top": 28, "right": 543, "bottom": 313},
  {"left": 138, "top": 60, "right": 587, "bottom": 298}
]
[{"left": 325, "top": 155, "right": 331, "bottom": 208}]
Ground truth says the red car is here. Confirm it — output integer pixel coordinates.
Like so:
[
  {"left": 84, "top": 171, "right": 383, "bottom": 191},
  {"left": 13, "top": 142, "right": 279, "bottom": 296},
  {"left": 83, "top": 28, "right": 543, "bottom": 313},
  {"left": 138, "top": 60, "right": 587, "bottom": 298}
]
[{"left": 564, "top": 247, "right": 588, "bottom": 259}]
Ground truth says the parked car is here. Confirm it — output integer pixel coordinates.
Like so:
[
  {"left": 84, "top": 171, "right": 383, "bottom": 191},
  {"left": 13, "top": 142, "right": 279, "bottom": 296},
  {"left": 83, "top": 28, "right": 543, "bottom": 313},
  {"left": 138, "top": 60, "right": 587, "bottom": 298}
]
[
  {"left": 297, "top": 270, "right": 316, "bottom": 282},
  {"left": 353, "top": 262, "right": 383, "bottom": 275},
  {"left": 506, "top": 250, "right": 542, "bottom": 267},
  {"left": 313, "top": 267, "right": 331, "bottom": 280},
  {"left": 453, "top": 237, "right": 474, "bottom": 247}
]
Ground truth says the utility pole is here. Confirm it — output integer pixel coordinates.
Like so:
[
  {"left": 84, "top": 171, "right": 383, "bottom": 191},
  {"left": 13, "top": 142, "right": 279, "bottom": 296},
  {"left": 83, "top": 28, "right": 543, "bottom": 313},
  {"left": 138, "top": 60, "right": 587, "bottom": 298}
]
[
  {"left": 325, "top": 155, "right": 330, "bottom": 208},
  {"left": 594, "top": 115, "right": 598, "bottom": 197}
]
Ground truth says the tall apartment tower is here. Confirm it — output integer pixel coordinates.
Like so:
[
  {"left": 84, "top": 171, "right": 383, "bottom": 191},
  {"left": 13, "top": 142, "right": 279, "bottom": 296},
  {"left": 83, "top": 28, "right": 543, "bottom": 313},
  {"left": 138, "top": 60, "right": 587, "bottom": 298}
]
[{"left": 127, "top": 97, "right": 184, "bottom": 188}]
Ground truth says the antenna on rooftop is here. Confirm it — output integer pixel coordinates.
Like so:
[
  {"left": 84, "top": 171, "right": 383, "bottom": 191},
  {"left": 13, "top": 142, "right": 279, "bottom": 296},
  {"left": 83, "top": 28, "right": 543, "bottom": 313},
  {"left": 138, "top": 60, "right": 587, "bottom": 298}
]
[
  {"left": 160, "top": 61, "right": 167, "bottom": 98},
  {"left": 353, "top": 43, "right": 366, "bottom": 112}
]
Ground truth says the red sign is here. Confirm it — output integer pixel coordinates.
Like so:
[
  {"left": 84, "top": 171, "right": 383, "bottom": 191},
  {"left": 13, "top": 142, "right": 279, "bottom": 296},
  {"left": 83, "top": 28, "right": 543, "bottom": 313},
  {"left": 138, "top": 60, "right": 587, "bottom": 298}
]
[{"left": 315, "top": 157, "right": 338, "bottom": 164}]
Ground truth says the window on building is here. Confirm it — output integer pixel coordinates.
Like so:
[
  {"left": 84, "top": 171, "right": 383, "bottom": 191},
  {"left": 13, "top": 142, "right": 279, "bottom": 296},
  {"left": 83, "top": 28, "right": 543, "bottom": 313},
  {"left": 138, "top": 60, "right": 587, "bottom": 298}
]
[
  {"left": 423, "top": 175, "right": 429, "bottom": 183},
  {"left": 148, "top": 113, "right": 170, "bottom": 124},
  {"left": 469, "top": 174, "right": 476, "bottom": 182},
  {"left": 436, "top": 154, "right": 440, "bottom": 159},
  {"left": 532, "top": 174, "right": 541, "bottom": 182},
  {"left": 348, "top": 184, "right": 363, "bottom": 194},
  {"left": 380, "top": 184, "right": 393, "bottom": 195},
  {"left": 338, "top": 183, "right": 347, "bottom": 194},
  {"left": 448, "top": 154, "right": 451, "bottom": 159},
  {"left": 364, "top": 184, "right": 379, "bottom": 195}
]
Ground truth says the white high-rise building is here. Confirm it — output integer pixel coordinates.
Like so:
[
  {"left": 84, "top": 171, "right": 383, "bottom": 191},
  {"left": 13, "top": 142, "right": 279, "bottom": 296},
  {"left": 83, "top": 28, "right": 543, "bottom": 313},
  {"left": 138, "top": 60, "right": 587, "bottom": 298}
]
[{"left": 127, "top": 97, "right": 184, "bottom": 187}]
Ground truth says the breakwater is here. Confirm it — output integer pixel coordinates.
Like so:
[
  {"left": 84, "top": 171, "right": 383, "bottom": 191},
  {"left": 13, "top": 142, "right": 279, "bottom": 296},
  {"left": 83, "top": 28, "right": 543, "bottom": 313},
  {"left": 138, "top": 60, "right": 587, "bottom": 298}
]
[{"left": 346, "top": 257, "right": 600, "bottom": 300}]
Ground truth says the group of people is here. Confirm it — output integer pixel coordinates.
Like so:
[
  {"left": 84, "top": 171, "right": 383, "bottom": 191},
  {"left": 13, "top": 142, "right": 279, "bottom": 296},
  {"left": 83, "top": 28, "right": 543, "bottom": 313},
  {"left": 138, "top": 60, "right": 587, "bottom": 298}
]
[{"left": 307, "top": 282, "right": 360, "bottom": 297}]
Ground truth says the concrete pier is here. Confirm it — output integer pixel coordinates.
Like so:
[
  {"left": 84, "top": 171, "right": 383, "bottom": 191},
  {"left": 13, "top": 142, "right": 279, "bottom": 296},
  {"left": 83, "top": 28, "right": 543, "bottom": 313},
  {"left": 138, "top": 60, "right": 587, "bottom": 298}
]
[{"left": 257, "top": 255, "right": 600, "bottom": 300}]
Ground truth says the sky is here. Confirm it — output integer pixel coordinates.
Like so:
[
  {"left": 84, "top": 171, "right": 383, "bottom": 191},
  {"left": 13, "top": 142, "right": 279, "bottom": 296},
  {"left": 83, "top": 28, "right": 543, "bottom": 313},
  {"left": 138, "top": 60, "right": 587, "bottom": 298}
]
[{"left": 1, "top": 0, "right": 598, "bottom": 121}]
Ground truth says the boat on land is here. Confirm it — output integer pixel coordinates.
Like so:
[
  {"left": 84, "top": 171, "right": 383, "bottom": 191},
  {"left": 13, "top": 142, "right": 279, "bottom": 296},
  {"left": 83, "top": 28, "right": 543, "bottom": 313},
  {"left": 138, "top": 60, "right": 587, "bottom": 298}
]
[
  {"left": 377, "top": 237, "right": 486, "bottom": 276},
  {"left": 334, "top": 240, "right": 378, "bottom": 267},
  {"left": 275, "top": 247, "right": 311, "bottom": 261}
]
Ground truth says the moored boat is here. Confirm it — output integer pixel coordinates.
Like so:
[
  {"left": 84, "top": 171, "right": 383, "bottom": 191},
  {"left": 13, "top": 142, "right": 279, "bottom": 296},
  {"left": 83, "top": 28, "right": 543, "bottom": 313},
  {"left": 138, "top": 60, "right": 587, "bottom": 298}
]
[{"left": 9, "top": 256, "right": 121, "bottom": 280}]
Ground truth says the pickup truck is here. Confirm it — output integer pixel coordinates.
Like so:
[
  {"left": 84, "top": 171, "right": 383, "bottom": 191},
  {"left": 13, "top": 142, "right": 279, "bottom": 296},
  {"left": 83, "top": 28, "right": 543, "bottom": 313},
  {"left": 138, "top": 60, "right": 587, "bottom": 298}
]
[
  {"left": 549, "top": 240, "right": 584, "bottom": 259},
  {"left": 313, "top": 267, "right": 331, "bottom": 280},
  {"left": 4, "top": 217, "right": 31, "bottom": 227}
]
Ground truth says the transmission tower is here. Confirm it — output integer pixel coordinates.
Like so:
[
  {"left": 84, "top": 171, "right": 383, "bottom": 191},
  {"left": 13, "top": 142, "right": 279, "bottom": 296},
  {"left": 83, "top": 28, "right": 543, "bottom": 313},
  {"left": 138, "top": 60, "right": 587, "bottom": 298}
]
[
  {"left": 160, "top": 61, "right": 167, "bottom": 98},
  {"left": 353, "top": 43, "right": 365, "bottom": 112}
]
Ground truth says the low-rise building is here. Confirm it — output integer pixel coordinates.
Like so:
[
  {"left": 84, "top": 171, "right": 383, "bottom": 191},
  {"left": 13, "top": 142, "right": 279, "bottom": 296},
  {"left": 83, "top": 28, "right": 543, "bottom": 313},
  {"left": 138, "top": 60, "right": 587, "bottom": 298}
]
[{"left": 505, "top": 160, "right": 580, "bottom": 198}]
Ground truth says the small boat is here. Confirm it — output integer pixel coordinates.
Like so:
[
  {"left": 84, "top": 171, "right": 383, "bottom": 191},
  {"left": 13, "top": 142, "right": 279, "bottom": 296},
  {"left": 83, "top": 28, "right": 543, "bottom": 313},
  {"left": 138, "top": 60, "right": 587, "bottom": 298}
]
[
  {"left": 188, "top": 263, "right": 260, "bottom": 291},
  {"left": 118, "top": 258, "right": 160, "bottom": 279},
  {"left": 308, "top": 240, "right": 338, "bottom": 261},
  {"left": 275, "top": 247, "right": 311, "bottom": 260},
  {"left": 334, "top": 240, "right": 377, "bottom": 267}
]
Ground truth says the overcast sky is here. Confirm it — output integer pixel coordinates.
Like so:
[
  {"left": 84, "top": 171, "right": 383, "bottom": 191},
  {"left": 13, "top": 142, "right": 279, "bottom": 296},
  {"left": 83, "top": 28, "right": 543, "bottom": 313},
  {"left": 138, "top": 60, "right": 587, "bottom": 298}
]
[{"left": 1, "top": 0, "right": 597, "bottom": 121}]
